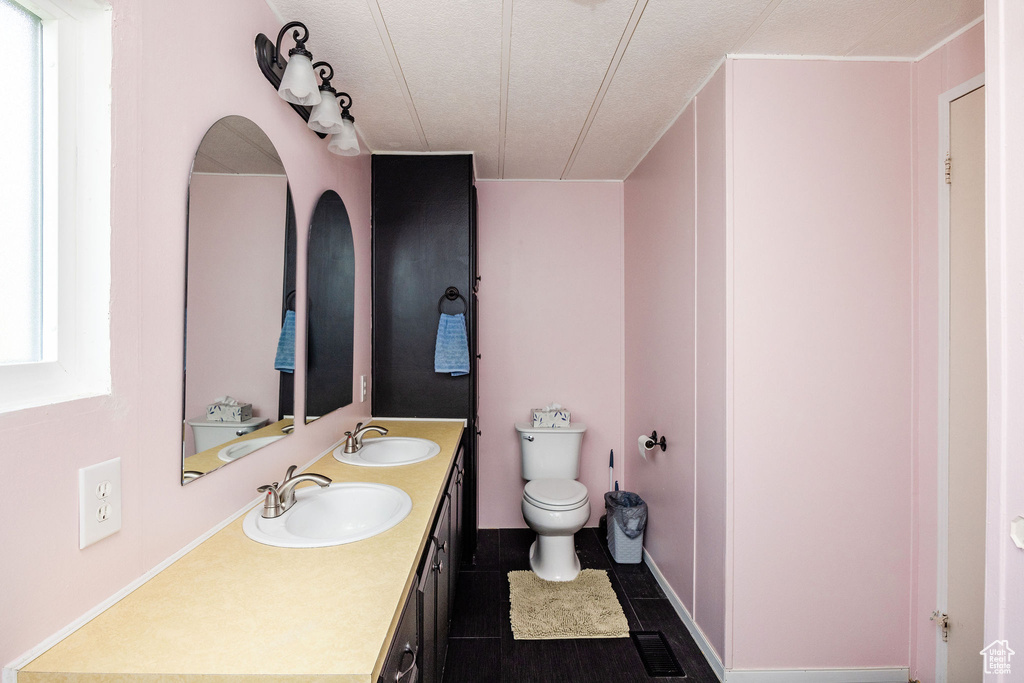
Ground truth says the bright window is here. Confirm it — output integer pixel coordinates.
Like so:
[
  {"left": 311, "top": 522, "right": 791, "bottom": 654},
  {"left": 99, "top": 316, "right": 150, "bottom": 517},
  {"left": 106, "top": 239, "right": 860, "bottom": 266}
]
[
  {"left": 0, "top": 0, "right": 45, "bottom": 363},
  {"left": 0, "top": 0, "right": 111, "bottom": 413}
]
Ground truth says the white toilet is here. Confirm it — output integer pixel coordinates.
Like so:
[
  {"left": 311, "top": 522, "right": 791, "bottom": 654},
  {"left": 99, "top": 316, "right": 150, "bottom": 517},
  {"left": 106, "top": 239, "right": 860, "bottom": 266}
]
[
  {"left": 516, "top": 421, "right": 589, "bottom": 581},
  {"left": 187, "top": 415, "right": 268, "bottom": 453}
]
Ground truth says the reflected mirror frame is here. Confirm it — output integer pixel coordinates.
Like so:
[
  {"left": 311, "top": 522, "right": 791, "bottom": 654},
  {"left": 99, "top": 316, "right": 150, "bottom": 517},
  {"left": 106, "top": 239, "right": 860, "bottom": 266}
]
[
  {"left": 181, "top": 116, "right": 296, "bottom": 484},
  {"left": 304, "top": 189, "right": 355, "bottom": 423}
]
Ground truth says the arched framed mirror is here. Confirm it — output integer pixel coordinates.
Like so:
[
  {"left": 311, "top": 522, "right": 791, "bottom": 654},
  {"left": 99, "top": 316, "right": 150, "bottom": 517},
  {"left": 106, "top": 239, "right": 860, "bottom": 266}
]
[
  {"left": 305, "top": 190, "right": 355, "bottom": 421},
  {"left": 181, "top": 116, "right": 296, "bottom": 483}
]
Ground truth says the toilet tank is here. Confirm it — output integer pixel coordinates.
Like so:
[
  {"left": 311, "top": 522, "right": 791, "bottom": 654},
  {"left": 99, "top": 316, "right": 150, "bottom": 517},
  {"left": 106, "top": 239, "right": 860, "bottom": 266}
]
[
  {"left": 515, "top": 422, "right": 587, "bottom": 480},
  {"left": 187, "top": 416, "right": 268, "bottom": 453}
]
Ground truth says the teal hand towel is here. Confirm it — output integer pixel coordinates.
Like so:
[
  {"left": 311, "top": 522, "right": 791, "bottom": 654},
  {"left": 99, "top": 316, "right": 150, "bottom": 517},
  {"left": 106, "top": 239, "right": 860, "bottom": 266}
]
[
  {"left": 434, "top": 313, "right": 470, "bottom": 376},
  {"left": 274, "top": 310, "right": 296, "bottom": 373}
]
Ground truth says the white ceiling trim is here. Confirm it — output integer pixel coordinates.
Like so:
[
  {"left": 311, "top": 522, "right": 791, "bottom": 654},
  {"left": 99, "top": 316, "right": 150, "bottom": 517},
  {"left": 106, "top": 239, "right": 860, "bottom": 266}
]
[
  {"left": 914, "top": 14, "right": 983, "bottom": 61},
  {"left": 727, "top": 53, "right": 916, "bottom": 61},
  {"left": 729, "top": 0, "right": 786, "bottom": 52},
  {"left": 497, "top": 0, "right": 513, "bottom": 178},
  {"left": 365, "top": 0, "right": 429, "bottom": 149},
  {"left": 560, "top": 0, "right": 650, "bottom": 180}
]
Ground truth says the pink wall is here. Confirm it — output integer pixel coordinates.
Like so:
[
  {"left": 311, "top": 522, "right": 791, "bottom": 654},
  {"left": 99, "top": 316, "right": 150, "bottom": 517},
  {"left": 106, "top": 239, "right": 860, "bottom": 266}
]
[
  {"left": 624, "top": 103, "right": 697, "bottom": 615},
  {"left": 908, "top": 23, "right": 984, "bottom": 682},
  {"left": 475, "top": 180, "right": 624, "bottom": 528},
  {"left": 729, "top": 59, "right": 914, "bottom": 668},
  {"left": 184, "top": 174, "right": 288, "bottom": 454},
  {"left": 983, "top": 0, "right": 1024, "bottom": 670},
  {"left": 0, "top": 0, "right": 372, "bottom": 666}
]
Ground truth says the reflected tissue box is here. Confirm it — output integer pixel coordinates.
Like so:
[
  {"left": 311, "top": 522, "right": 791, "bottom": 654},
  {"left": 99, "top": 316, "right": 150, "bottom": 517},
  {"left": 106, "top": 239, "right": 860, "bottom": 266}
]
[
  {"left": 532, "top": 405, "right": 571, "bottom": 428},
  {"left": 206, "top": 400, "right": 252, "bottom": 422}
]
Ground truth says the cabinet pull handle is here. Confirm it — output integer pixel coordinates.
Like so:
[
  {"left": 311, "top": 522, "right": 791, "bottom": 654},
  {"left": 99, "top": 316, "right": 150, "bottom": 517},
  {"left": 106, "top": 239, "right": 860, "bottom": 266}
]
[
  {"left": 395, "top": 645, "right": 418, "bottom": 681},
  {"left": 434, "top": 558, "right": 444, "bottom": 573}
]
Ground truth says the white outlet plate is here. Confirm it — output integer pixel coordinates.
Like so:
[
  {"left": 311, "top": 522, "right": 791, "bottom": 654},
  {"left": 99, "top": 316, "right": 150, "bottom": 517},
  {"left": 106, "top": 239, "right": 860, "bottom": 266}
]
[
  {"left": 360, "top": 375, "right": 367, "bottom": 402},
  {"left": 80, "top": 458, "right": 121, "bottom": 548}
]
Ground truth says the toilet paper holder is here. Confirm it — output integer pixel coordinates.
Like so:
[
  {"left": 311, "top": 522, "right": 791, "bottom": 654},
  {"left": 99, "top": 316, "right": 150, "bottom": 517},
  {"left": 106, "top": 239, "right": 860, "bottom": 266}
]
[{"left": 644, "top": 431, "right": 667, "bottom": 451}]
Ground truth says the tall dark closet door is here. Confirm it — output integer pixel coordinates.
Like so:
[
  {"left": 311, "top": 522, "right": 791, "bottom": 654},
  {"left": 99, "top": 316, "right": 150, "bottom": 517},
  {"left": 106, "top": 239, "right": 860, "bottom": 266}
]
[{"left": 372, "top": 154, "right": 477, "bottom": 555}]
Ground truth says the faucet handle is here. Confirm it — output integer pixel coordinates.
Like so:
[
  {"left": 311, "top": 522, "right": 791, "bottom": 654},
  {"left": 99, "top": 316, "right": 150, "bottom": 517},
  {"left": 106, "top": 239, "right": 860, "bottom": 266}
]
[
  {"left": 257, "top": 484, "right": 283, "bottom": 518},
  {"left": 355, "top": 422, "right": 364, "bottom": 432},
  {"left": 282, "top": 465, "right": 298, "bottom": 483}
]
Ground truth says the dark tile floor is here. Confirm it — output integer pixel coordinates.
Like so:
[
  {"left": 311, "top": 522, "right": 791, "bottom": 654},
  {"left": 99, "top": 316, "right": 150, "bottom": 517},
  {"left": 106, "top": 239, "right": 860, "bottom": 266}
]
[{"left": 442, "top": 528, "right": 719, "bottom": 683}]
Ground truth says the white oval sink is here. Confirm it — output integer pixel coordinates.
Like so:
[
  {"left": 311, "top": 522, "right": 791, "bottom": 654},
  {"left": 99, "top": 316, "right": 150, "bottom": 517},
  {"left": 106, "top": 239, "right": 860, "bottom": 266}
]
[
  {"left": 243, "top": 482, "right": 413, "bottom": 548},
  {"left": 333, "top": 437, "right": 441, "bottom": 467},
  {"left": 219, "top": 435, "right": 285, "bottom": 462}
]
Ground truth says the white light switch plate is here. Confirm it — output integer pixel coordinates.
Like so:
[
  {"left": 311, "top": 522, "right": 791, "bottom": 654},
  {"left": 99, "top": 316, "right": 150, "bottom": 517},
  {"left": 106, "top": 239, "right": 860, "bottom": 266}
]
[
  {"left": 360, "top": 375, "right": 367, "bottom": 402},
  {"left": 80, "top": 458, "right": 121, "bottom": 548}
]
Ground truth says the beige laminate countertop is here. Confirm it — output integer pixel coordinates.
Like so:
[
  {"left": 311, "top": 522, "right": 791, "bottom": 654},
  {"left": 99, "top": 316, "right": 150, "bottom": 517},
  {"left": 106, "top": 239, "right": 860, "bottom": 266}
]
[{"left": 21, "top": 419, "right": 466, "bottom": 683}]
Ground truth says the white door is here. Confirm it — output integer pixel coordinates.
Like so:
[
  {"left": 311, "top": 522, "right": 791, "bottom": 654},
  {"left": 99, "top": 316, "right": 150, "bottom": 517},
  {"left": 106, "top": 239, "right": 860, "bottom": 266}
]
[{"left": 947, "top": 84, "right": 986, "bottom": 683}]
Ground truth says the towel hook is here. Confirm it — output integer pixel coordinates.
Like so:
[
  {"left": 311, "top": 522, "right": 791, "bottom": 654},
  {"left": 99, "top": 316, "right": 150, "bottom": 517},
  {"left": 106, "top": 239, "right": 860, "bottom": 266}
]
[{"left": 437, "top": 286, "right": 467, "bottom": 314}]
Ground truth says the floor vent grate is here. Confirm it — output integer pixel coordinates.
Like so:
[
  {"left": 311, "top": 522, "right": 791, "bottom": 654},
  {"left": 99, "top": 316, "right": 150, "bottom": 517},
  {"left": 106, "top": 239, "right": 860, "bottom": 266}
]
[{"left": 631, "top": 630, "right": 684, "bottom": 677}]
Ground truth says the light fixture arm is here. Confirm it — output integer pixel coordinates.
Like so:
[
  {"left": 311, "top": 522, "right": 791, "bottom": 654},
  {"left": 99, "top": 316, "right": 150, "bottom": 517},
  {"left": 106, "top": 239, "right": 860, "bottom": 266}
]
[
  {"left": 274, "top": 21, "right": 311, "bottom": 67},
  {"left": 312, "top": 61, "right": 334, "bottom": 90},
  {"left": 337, "top": 92, "right": 354, "bottom": 122}
]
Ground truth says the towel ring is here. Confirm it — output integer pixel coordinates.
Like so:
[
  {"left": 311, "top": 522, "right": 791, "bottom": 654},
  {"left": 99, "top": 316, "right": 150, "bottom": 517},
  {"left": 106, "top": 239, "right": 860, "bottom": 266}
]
[
  {"left": 437, "top": 286, "right": 467, "bottom": 314},
  {"left": 285, "top": 290, "right": 297, "bottom": 312}
]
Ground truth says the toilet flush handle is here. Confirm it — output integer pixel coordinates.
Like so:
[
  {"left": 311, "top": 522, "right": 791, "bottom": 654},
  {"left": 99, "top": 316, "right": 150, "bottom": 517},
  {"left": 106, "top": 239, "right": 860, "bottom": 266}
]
[{"left": 523, "top": 434, "right": 534, "bottom": 442}]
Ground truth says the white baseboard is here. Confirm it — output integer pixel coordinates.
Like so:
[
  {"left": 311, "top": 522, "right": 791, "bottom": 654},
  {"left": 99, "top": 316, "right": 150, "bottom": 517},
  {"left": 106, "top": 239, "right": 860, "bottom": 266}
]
[
  {"left": 725, "top": 669, "right": 909, "bottom": 682},
  {"left": 640, "top": 550, "right": 909, "bottom": 683},
  {"left": 3, "top": 443, "right": 338, "bottom": 681},
  {"left": 642, "top": 548, "right": 727, "bottom": 681}
]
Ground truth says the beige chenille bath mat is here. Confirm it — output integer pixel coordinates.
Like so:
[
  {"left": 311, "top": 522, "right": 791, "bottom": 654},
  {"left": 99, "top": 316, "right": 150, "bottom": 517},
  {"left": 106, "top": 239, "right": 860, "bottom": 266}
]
[{"left": 508, "top": 569, "right": 630, "bottom": 640}]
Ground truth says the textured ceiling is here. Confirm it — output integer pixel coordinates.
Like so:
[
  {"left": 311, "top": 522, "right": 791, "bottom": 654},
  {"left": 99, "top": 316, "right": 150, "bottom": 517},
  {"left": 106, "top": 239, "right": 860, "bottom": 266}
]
[{"left": 264, "top": 0, "right": 982, "bottom": 180}]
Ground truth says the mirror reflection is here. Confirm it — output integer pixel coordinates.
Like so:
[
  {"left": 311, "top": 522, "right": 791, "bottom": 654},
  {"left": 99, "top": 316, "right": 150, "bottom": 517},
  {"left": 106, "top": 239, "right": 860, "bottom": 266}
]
[
  {"left": 305, "top": 190, "right": 355, "bottom": 421},
  {"left": 182, "top": 116, "right": 296, "bottom": 484}
]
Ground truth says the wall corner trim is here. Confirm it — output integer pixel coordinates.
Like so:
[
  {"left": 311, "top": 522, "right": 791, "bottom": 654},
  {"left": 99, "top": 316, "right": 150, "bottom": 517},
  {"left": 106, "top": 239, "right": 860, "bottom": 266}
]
[
  {"left": 643, "top": 548, "right": 726, "bottom": 681},
  {"left": 723, "top": 669, "right": 910, "bottom": 682}
]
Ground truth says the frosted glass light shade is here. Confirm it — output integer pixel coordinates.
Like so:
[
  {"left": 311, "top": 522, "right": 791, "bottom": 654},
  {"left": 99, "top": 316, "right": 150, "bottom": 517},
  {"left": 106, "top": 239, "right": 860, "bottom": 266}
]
[
  {"left": 327, "top": 119, "right": 360, "bottom": 156},
  {"left": 308, "top": 91, "right": 346, "bottom": 134},
  {"left": 278, "top": 53, "right": 321, "bottom": 106}
]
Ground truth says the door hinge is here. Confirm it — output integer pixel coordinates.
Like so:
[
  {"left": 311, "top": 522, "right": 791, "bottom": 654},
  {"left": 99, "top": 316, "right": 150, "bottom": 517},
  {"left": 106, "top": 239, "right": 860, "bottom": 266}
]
[
  {"left": 931, "top": 610, "right": 949, "bottom": 641},
  {"left": 945, "top": 151, "right": 952, "bottom": 184}
]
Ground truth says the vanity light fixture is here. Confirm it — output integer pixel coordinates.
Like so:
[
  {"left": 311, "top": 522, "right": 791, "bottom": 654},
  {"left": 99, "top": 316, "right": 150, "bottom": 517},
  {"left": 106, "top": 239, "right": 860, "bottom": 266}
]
[{"left": 255, "top": 21, "right": 361, "bottom": 155}]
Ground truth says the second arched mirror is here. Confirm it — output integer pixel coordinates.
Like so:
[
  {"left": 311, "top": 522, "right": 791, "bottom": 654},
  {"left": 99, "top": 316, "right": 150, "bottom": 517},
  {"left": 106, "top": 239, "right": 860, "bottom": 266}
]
[{"left": 305, "top": 190, "right": 355, "bottom": 421}]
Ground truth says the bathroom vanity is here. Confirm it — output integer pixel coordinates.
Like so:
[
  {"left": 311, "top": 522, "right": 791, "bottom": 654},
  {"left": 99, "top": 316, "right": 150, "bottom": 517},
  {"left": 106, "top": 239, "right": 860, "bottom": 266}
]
[{"left": 19, "top": 419, "right": 465, "bottom": 683}]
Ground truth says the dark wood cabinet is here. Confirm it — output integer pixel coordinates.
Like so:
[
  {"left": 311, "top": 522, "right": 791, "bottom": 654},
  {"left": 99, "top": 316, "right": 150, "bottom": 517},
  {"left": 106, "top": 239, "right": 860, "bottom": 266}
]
[
  {"left": 380, "top": 448, "right": 464, "bottom": 683},
  {"left": 379, "top": 586, "right": 418, "bottom": 682},
  {"left": 371, "top": 154, "right": 478, "bottom": 560}
]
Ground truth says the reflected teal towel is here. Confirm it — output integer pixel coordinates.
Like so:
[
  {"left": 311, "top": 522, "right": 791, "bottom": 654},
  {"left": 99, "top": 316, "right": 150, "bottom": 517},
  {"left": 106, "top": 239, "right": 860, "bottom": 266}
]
[
  {"left": 434, "top": 313, "right": 470, "bottom": 376},
  {"left": 275, "top": 310, "right": 295, "bottom": 373}
]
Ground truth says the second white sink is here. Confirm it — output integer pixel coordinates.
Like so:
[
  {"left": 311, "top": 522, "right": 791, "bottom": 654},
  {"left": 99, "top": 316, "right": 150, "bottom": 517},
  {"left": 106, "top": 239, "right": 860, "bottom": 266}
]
[
  {"left": 243, "top": 482, "right": 413, "bottom": 548},
  {"left": 333, "top": 437, "right": 441, "bottom": 467}
]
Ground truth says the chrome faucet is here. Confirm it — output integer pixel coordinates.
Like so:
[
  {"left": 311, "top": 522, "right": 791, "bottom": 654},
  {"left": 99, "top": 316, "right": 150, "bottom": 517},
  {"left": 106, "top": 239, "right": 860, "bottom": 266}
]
[
  {"left": 343, "top": 422, "right": 389, "bottom": 453},
  {"left": 257, "top": 465, "right": 332, "bottom": 518}
]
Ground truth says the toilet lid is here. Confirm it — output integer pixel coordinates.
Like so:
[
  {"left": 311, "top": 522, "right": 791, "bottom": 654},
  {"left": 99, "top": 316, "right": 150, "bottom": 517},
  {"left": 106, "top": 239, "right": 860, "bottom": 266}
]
[{"left": 524, "top": 479, "right": 589, "bottom": 510}]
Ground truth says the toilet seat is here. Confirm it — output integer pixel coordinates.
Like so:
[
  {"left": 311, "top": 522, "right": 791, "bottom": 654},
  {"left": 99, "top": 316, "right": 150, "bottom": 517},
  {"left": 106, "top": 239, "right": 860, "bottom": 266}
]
[{"left": 523, "top": 478, "right": 589, "bottom": 511}]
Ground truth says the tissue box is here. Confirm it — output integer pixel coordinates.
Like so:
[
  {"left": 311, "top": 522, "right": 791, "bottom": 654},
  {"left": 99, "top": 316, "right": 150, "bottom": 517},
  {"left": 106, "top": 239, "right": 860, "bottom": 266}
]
[
  {"left": 532, "top": 408, "right": 571, "bottom": 428},
  {"left": 206, "top": 402, "right": 252, "bottom": 422}
]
